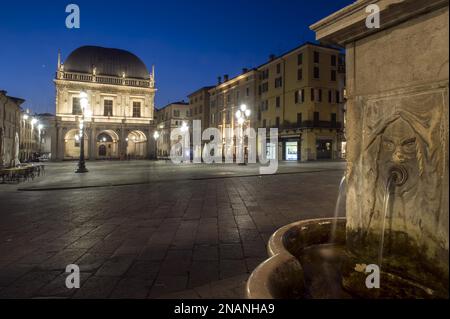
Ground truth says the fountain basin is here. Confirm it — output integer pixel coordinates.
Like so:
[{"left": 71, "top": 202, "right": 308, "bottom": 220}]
[
  {"left": 246, "top": 217, "right": 447, "bottom": 299},
  {"left": 246, "top": 218, "right": 347, "bottom": 299}
]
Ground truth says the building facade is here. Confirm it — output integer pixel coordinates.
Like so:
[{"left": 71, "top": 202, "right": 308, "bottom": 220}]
[
  {"left": 256, "top": 42, "right": 345, "bottom": 161},
  {"left": 187, "top": 86, "right": 213, "bottom": 131},
  {"left": 0, "top": 90, "right": 23, "bottom": 167},
  {"left": 51, "top": 46, "right": 157, "bottom": 160},
  {"left": 208, "top": 70, "right": 258, "bottom": 157},
  {"left": 36, "top": 113, "right": 56, "bottom": 158},
  {"left": 19, "top": 109, "right": 46, "bottom": 162},
  {"left": 187, "top": 86, "right": 214, "bottom": 158},
  {"left": 196, "top": 42, "right": 345, "bottom": 162},
  {"left": 154, "top": 102, "right": 190, "bottom": 158}
]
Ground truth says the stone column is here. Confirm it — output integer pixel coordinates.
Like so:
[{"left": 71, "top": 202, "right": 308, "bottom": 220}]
[
  {"left": 147, "top": 126, "right": 156, "bottom": 159},
  {"left": 89, "top": 125, "right": 96, "bottom": 160},
  {"left": 56, "top": 125, "right": 64, "bottom": 160},
  {"left": 119, "top": 125, "right": 126, "bottom": 159}
]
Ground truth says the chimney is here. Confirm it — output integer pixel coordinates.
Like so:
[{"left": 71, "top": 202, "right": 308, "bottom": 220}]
[
  {"left": 269, "top": 54, "right": 276, "bottom": 61},
  {"left": 223, "top": 74, "right": 229, "bottom": 82},
  {"left": 217, "top": 76, "right": 222, "bottom": 84},
  {"left": 242, "top": 68, "right": 248, "bottom": 74}
]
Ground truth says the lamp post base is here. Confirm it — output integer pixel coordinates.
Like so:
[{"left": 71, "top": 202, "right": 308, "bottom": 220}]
[{"left": 75, "top": 164, "right": 88, "bottom": 173}]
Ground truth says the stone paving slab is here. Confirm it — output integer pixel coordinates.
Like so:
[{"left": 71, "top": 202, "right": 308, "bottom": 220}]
[{"left": 0, "top": 161, "right": 345, "bottom": 298}]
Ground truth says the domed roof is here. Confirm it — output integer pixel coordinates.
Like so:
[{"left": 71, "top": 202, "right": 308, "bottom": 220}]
[{"left": 64, "top": 46, "right": 149, "bottom": 79}]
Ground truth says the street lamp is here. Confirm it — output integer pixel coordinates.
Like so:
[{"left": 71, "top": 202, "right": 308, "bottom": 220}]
[
  {"left": 30, "top": 118, "right": 38, "bottom": 160},
  {"left": 235, "top": 104, "right": 251, "bottom": 164},
  {"left": 76, "top": 91, "right": 89, "bottom": 173},
  {"left": 153, "top": 131, "right": 160, "bottom": 159},
  {"left": 38, "top": 124, "right": 43, "bottom": 154},
  {"left": 180, "top": 121, "right": 189, "bottom": 132}
]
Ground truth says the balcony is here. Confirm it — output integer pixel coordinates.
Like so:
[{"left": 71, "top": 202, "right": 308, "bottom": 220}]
[
  {"left": 301, "top": 120, "right": 342, "bottom": 129},
  {"left": 267, "top": 120, "right": 343, "bottom": 130},
  {"left": 60, "top": 72, "right": 152, "bottom": 88}
]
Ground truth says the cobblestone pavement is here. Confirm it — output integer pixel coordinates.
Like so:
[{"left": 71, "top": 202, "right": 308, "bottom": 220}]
[{"left": 0, "top": 161, "right": 345, "bottom": 298}]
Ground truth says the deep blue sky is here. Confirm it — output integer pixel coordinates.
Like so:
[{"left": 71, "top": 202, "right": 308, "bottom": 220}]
[{"left": 0, "top": 0, "right": 352, "bottom": 113}]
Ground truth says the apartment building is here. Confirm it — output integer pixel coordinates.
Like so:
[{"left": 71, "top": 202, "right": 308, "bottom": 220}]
[
  {"left": 19, "top": 109, "right": 42, "bottom": 162},
  {"left": 187, "top": 86, "right": 214, "bottom": 130},
  {"left": 208, "top": 69, "right": 258, "bottom": 157},
  {"left": 0, "top": 90, "right": 23, "bottom": 167},
  {"left": 187, "top": 86, "right": 214, "bottom": 159},
  {"left": 0, "top": 91, "right": 46, "bottom": 166},
  {"left": 154, "top": 101, "right": 190, "bottom": 158},
  {"left": 257, "top": 42, "right": 345, "bottom": 161}
]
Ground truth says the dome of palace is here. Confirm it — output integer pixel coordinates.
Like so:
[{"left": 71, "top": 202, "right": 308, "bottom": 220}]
[{"left": 64, "top": 46, "right": 149, "bottom": 79}]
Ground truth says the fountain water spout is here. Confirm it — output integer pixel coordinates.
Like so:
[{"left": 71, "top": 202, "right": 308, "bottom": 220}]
[
  {"left": 330, "top": 175, "right": 346, "bottom": 243},
  {"left": 389, "top": 165, "right": 408, "bottom": 187}
]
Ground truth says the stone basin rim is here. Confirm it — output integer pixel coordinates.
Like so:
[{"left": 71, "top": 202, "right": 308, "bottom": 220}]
[{"left": 246, "top": 217, "right": 346, "bottom": 299}]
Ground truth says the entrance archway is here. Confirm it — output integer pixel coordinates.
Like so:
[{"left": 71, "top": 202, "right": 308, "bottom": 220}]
[
  {"left": 96, "top": 130, "right": 119, "bottom": 159},
  {"left": 126, "top": 130, "right": 147, "bottom": 159},
  {"left": 64, "top": 129, "right": 89, "bottom": 160}
]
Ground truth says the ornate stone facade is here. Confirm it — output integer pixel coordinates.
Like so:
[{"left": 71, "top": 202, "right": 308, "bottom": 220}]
[{"left": 51, "top": 46, "right": 157, "bottom": 160}]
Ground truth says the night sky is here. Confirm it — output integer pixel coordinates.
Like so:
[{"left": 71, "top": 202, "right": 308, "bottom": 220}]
[{"left": 0, "top": 0, "right": 352, "bottom": 114}]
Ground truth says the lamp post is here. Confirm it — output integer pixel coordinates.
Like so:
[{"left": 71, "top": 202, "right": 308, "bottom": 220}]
[
  {"left": 22, "top": 114, "right": 28, "bottom": 161},
  {"left": 180, "top": 121, "right": 189, "bottom": 135},
  {"left": 38, "top": 124, "right": 43, "bottom": 154},
  {"left": 31, "top": 118, "right": 38, "bottom": 161},
  {"left": 76, "top": 91, "right": 89, "bottom": 173},
  {"left": 235, "top": 104, "right": 251, "bottom": 164},
  {"left": 153, "top": 130, "right": 160, "bottom": 159}
]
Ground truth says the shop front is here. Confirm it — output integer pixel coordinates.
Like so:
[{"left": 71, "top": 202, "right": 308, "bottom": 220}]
[
  {"left": 281, "top": 137, "right": 300, "bottom": 161},
  {"left": 316, "top": 139, "right": 333, "bottom": 159}
]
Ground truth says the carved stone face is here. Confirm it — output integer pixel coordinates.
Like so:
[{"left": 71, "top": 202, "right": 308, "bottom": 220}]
[{"left": 379, "top": 118, "right": 419, "bottom": 192}]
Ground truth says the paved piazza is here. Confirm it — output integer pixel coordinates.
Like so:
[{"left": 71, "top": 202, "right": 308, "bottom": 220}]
[{"left": 0, "top": 160, "right": 345, "bottom": 298}]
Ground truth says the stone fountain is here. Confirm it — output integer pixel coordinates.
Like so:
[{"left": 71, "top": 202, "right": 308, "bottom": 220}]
[{"left": 246, "top": 0, "right": 449, "bottom": 299}]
